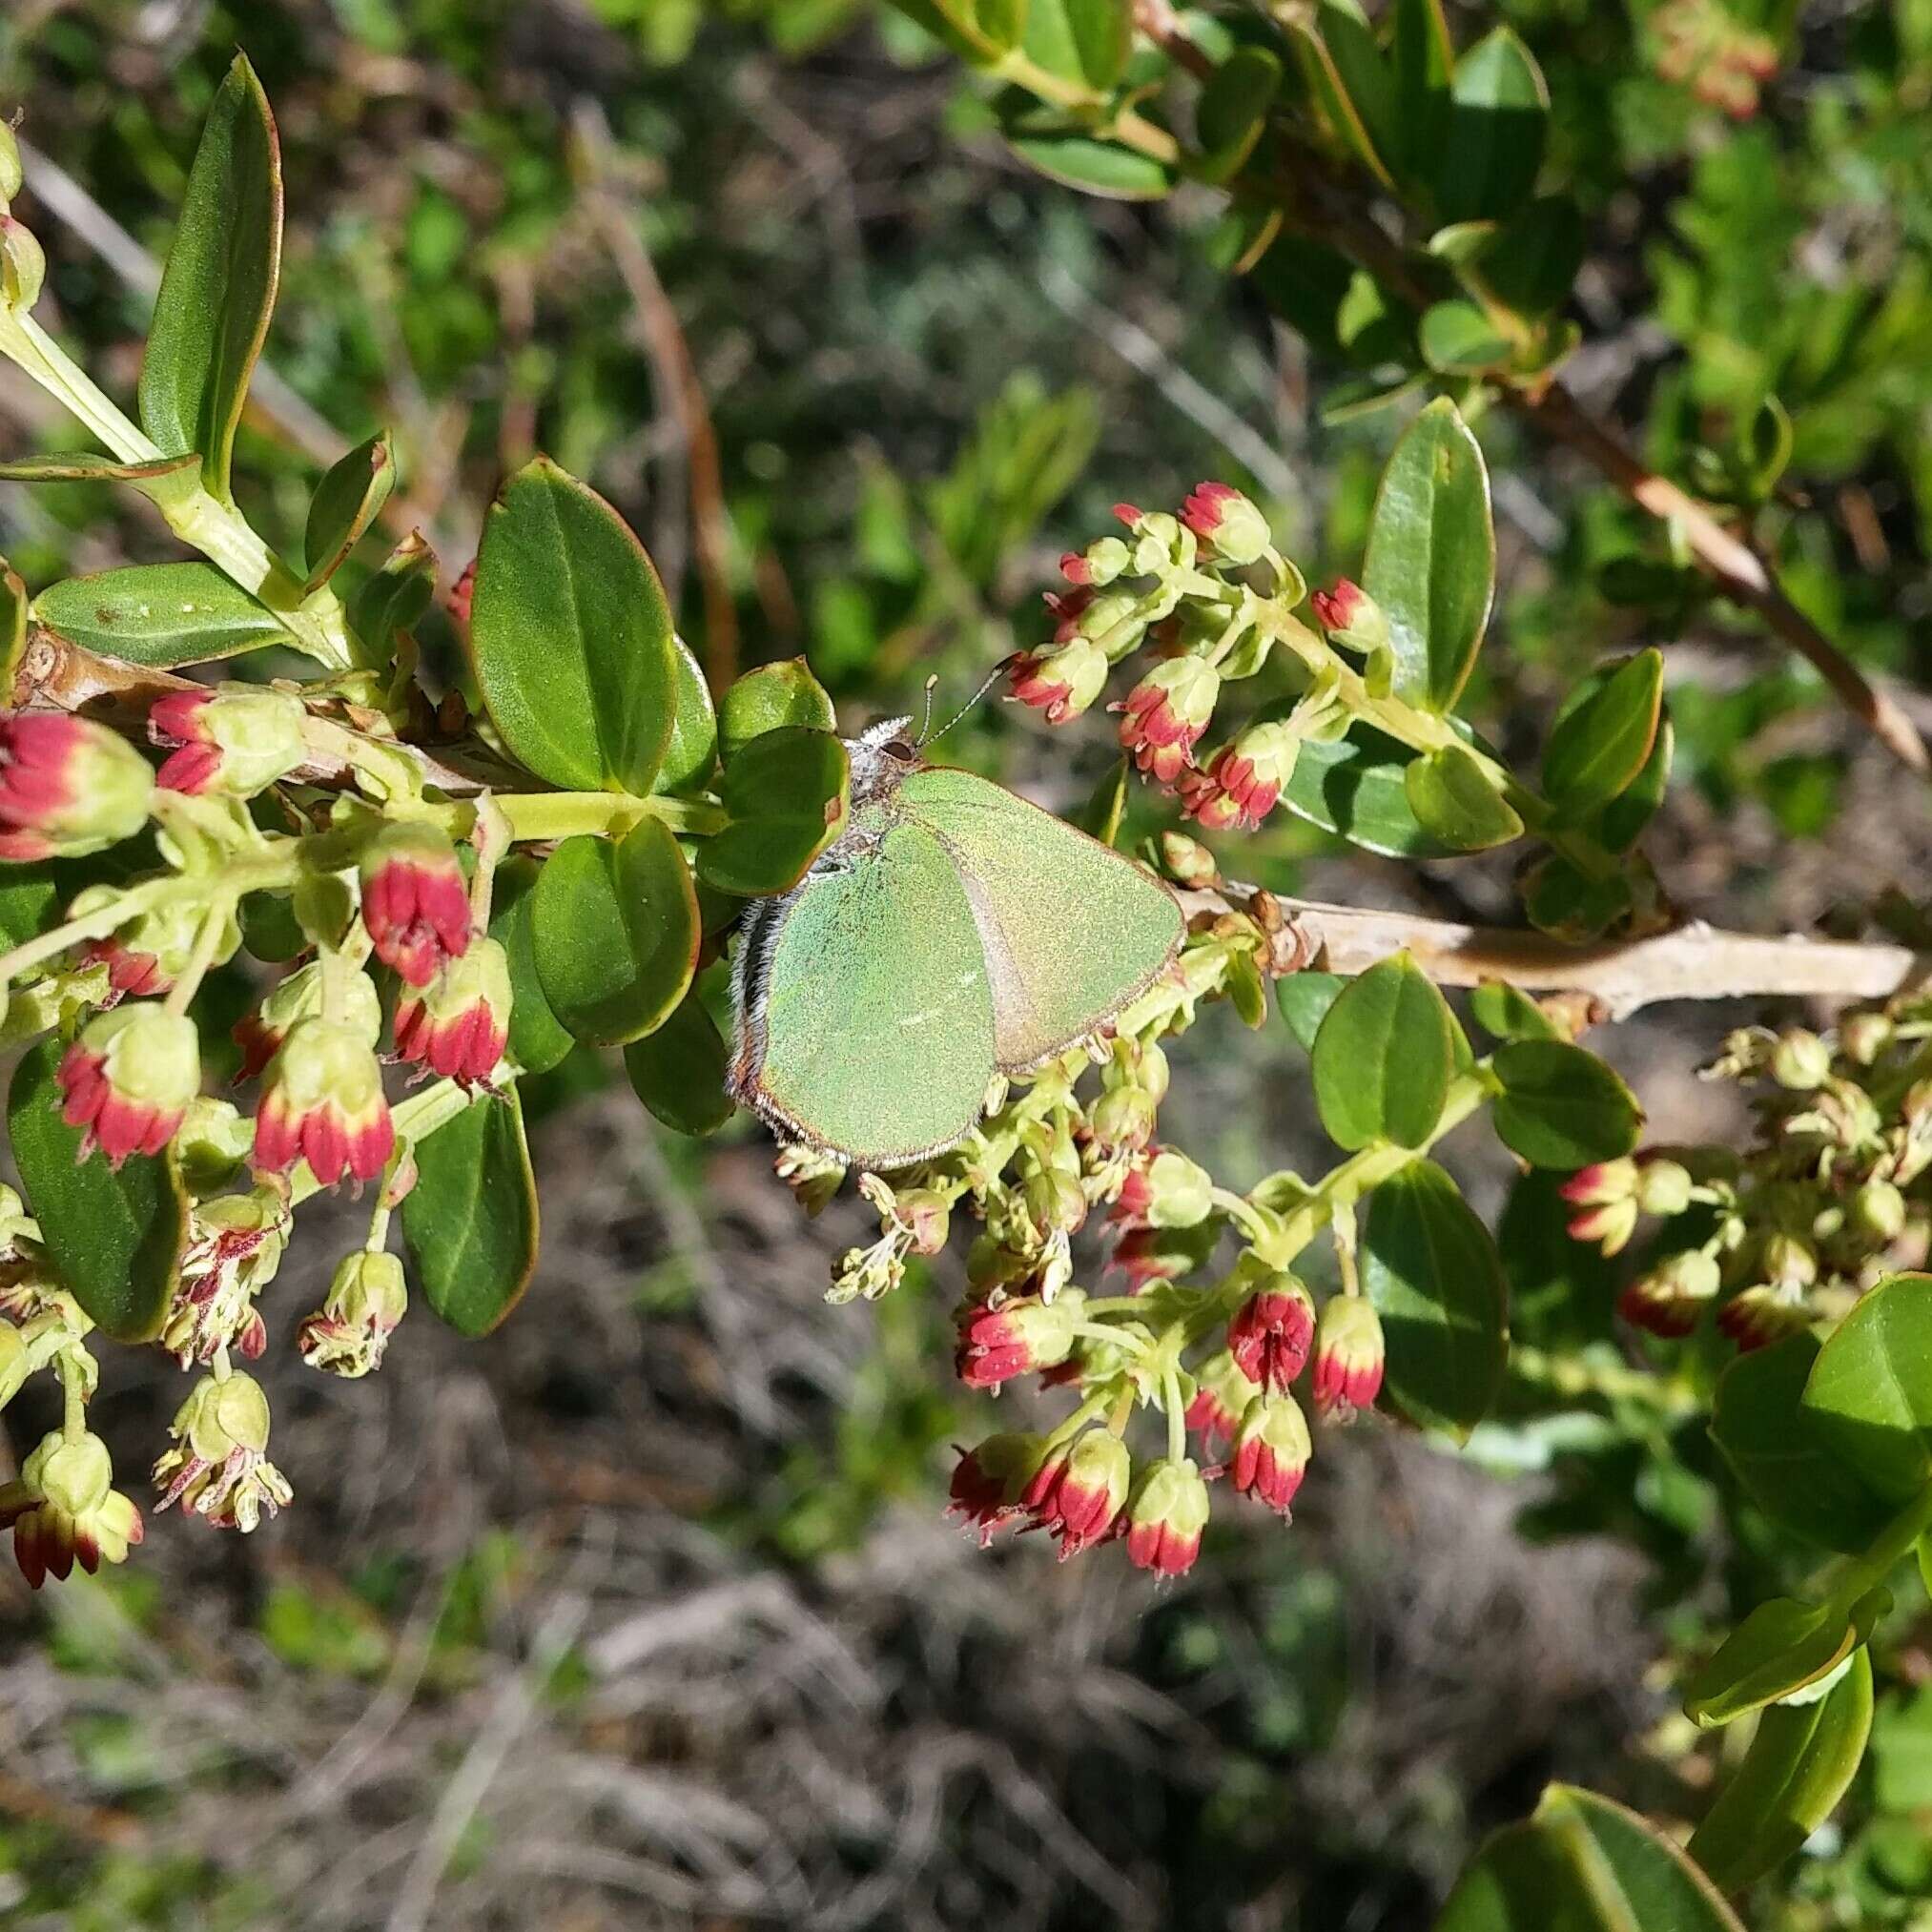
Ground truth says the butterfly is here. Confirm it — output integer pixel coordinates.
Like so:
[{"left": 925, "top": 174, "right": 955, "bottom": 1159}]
[{"left": 728, "top": 717, "right": 1184, "bottom": 1169}]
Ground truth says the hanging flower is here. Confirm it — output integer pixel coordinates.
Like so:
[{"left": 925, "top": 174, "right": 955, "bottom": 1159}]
[
  {"left": 1309, "top": 1297, "right": 1385, "bottom": 1419},
  {"left": 1227, "top": 1275, "right": 1316, "bottom": 1393},
  {"left": 148, "top": 687, "right": 306, "bottom": 797},
  {"left": 57, "top": 1005, "right": 200, "bottom": 1166},
  {"left": 393, "top": 937, "right": 513, "bottom": 1087},
  {"left": 0, "top": 711, "right": 154, "bottom": 861},
  {"left": 1022, "top": 1429, "right": 1130, "bottom": 1558},
  {"left": 1115, "top": 657, "right": 1220, "bottom": 786},
  {"left": 0, "top": 1430, "right": 143, "bottom": 1587},
  {"left": 151, "top": 1372, "right": 293, "bottom": 1531},
  {"left": 1123, "top": 1457, "right": 1210, "bottom": 1575},
  {"left": 252, "top": 1017, "right": 394, "bottom": 1187},
  {"left": 359, "top": 820, "right": 472, "bottom": 987},
  {"left": 1230, "top": 1393, "right": 1310, "bottom": 1515}
]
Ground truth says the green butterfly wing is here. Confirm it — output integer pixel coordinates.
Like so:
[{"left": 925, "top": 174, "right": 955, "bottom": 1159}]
[
  {"left": 898, "top": 767, "right": 1183, "bottom": 1071},
  {"left": 731, "top": 816, "right": 999, "bottom": 1167}
]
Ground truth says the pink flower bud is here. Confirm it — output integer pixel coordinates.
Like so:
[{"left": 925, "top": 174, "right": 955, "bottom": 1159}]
[
  {"left": 1124, "top": 1456, "right": 1210, "bottom": 1575},
  {"left": 149, "top": 687, "right": 307, "bottom": 797},
  {"left": 946, "top": 1430, "right": 1048, "bottom": 1546},
  {"left": 1023, "top": 1428, "right": 1130, "bottom": 1557},
  {"left": 1230, "top": 1393, "right": 1310, "bottom": 1515},
  {"left": 1309, "top": 578, "right": 1390, "bottom": 656},
  {"left": 1184, "top": 1347, "right": 1261, "bottom": 1452},
  {"left": 1115, "top": 656, "right": 1219, "bottom": 786},
  {"left": 58, "top": 1005, "right": 200, "bottom": 1166},
  {"left": 1113, "top": 1146, "right": 1213, "bottom": 1230},
  {"left": 1716, "top": 1284, "right": 1810, "bottom": 1353},
  {"left": 1180, "top": 722, "right": 1300, "bottom": 832},
  {"left": 360, "top": 821, "right": 472, "bottom": 988},
  {"left": 1309, "top": 1297, "right": 1385, "bottom": 1418},
  {"left": 0, "top": 712, "right": 154, "bottom": 860},
  {"left": 1618, "top": 1248, "right": 1719, "bottom": 1339},
  {"left": 1180, "top": 483, "right": 1270, "bottom": 565},
  {"left": 234, "top": 959, "right": 381, "bottom": 1082},
  {"left": 252, "top": 1017, "right": 395, "bottom": 1188},
  {"left": 393, "top": 936, "right": 513, "bottom": 1087},
  {"left": 1228, "top": 1275, "right": 1316, "bottom": 1393},
  {"left": 1559, "top": 1158, "right": 1642, "bottom": 1255},
  {"left": 0, "top": 1430, "right": 143, "bottom": 1588},
  {"left": 1006, "top": 637, "right": 1109, "bottom": 726},
  {"left": 955, "top": 1288, "right": 1084, "bottom": 1388}
]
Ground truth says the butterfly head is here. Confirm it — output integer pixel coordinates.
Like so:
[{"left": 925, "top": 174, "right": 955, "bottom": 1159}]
[{"left": 847, "top": 715, "right": 920, "bottom": 802}]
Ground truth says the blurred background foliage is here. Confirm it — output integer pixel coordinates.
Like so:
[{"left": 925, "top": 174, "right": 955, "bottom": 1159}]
[{"left": 0, "top": 0, "right": 1931, "bottom": 1926}]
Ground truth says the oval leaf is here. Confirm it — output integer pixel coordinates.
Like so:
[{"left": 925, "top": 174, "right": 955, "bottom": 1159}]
[
  {"left": 1364, "top": 1159, "right": 1509, "bottom": 1437},
  {"left": 346, "top": 529, "right": 437, "bottom": 661},
  {"left": 1542, "top": 650, "right": 1664, "bottom": 816},
  {"left": 137, "top": 53, "right": 282, "bottom": 503},
  {"left": 487, "top": 856, "right": 575, "bottom": 1078},
  {"left": 302, "top": 430, "right": 396, "bottom": 595},
  {"left": 1802, "top": 1271, "right": 1932, "bottom": 1502},
  {"left": 1282, "top": 726, "right": 1467, "bottom": 857},
  {"left": 696, "top": 727, "right": 852, "bottom": 897},
  {"left": 1021, "top": 0, "right": 1131, "bottom": 89},
  {"left": 1419, "top": 298, "right": 1515, "bottom": 374},
  {"left": 34, "top": 562, "right": 285, "bottom": 667},
  {"left": 8, "top": 1038, "right": 188, "bottom": 1341},
  {"left": 532, "top": 818, "right": 699, "bottom": 1046},
  {"left": 1403, "top": 743, "right": 1524, "bottom": 851},
  {"left": 1685, "top": 1593, "right": 1887, "bottom": 1730},
  {"left": 469, "top": 457, "right": 677, "bottom": 795},
  {"left": 1490, "top": 1039, "right": 1641, "bottom": 1169},
  {"left": 1197, "top": 48, "right": 1283, "bottom": 183},
  {"left": 624, "top": 989, "right": 736, "bottom": 1136},
  {"left": 1688, "top": 1648, "right": 1874, "bottom": 1891},
  {"left": 402, "top": 1090, "right": 539, "bottom": 1337},
  {"left": 1362, "top": 398, "right": 1495, "bottom": 712},
  {"left": 719, "top": 657, "right": 836, "bottom": 761},
  {"left": 658, "top": 633, "right": 720, "bottom": 795},
  {"left": 1437, "top": 27, "right": 1549, "bottom": 225},
  {"left": 1469, "top": 979, "right": 1562, "bottom": 1043},
  {"left": 1312, "top": 951, "right": 1454, "bottom": 1150},
  {"left": 1710, "top": 1333, "right": 1901, "bottom": 1555}
]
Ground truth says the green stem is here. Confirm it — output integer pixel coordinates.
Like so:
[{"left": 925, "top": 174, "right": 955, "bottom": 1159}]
[
  {"left": 162, "top": 899, "right": 235, "bottom": 1019},
  {"left": 0, "top": 306, "right": 354, "bottom": 669},
  {"left": 56, "top": 1348, "right": 87, "bottom": 1443},
  {"left": 1828, "top": 1481, "right": 1932, "bottom": 1613},
  {"left": 1162, "top": 1366, "right": 1186, "bottom": 1464},
  {"left": 989, "top": 51, "right": 1183, "bottom": 168},
  {"left": 495, "top": 790, "right": 727, "bottom": 842}
]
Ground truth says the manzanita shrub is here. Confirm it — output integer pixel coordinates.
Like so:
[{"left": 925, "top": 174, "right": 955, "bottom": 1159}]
[{"left": 2, "top": 29, "right": 1931, "bottom": 1925}]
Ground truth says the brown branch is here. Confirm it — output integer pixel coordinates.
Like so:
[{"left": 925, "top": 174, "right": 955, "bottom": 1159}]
[
  {"left": 1199, "top": 886, "right": 1926, "bottom": 1021},
  {"left": 569, "top": 101, "right": 739, "bottom": 695}
]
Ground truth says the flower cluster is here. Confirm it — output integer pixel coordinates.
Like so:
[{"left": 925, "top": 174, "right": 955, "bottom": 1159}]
[
  {"left": 0, "top": 678, "right": 516, "bottom": 1586},
  {"left": 804, "top": 866, "right": 1386, "bottom": 1578},
  {"left": 1567, "top": 1011, "right": 1932, "bottom": 1350},
  {"left": 1003, "top": 487, "right": 1395, "bottom": 846}
]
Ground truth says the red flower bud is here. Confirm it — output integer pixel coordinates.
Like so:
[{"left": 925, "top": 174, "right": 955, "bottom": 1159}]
[
  {"left": 1006, "top": 637, "right": 1108, "bottom": 726},
  {"left": 234, "top": 959, "right": 381, "bottom": 1082},
  {"left": 252, "top": 1017, "right": 395, "bottom": 1188},
  {"left": 955, "top": 1289, "right": 1083, "bottom": 1388},
  {"left": 58, "top": 1005, "right": 200, "bottom": 1166},
  {"left": 947, "top": 1430, "right": 1048, "bottom": 1546},
  {"left": 1124, "top": 1457, "right": 1210, "bottom": 1575},
  {"left": 359, "top": 821, "right": 472, "bottom": 988},
  {"left": 1180, "top": 483, "right": 1270, "bottom": 565},
  {"left": 393, "top": 936, "right": 512, "bottom": 1087},
  {"left": 1618, "top": 1249, "right": 1719, "bottom": 1339},
  {"left": 0, "top": 711, "right": 153, "bottom": 860},
  {"left": 1716, "top": 1284, "right": 1811, "bottom": 1353},
  {"left": 1227, "top": 1275, "right": 1315, "bottom": 1393},
  {"left": 149, "top": 687, "right": 306, "bottom": 797},
  {"left": 1023, "top": 1428, "right": 1130, "bottom": 1557},
  {"left": 1309, "top": 1297, "right": 1385, "bottom": 1418},
  {"left": 1180, "top": 722, "right": 1300, "bottom": 832},
  {"left": 1309, "top": 579, "right": 1389, "bottom": 655},
  {"left": 1184, "top": 1347, "right": 1261, "bottom": 1451},
  {"left": 1230, "top": 1393, "right": 1310, "bottom": 1515},
  {"left": 1115, "top": 657, "right": 1219, "bottom": 787}
]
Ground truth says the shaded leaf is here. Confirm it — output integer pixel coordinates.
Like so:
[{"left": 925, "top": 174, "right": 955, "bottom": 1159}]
[
  {"left": 1470, "top": 980, "right": 1562, "bottom": 1043},
  {"left": 1684, "top": 1593, "right": 1887, "bottom": 1729},
  {"left": 1281, "top": 726, "right": 1467, "bottom": 858},
  {"left": 697, "top": 727, "right": 852, "bottom": 897},
  {"left": 1802, "top": 1271, "right": 1932, "bottom": 1501},
  {"left": 1278, "top": 970, "right": 1346, "bottom": 1052},
  {"left": 1437, "top": 27, "right": 1549, "bottom": 224},
  {"left": 1542, "top": 650, "right": 1664, "bottom": 815},
  {"left": 1312, "top": 952, "right": 1454, "bottom": 1150},
  {"left": 625, "top": 989, "right": 736, "bottom": 1136},
  {"left": 486, "top": 856, "right": 575, "bottom": 1078},
  {"left": 402, "top": 1090, "right": 539, "bottom": 1337},
  {"left": 1419, "top": 298, "right": 1514, "bottom": 373},
  {"left": 1197, "top": 48, "right": 1282, "bottom": 183},
  {"left": 658, "top": 633, "right": 719, "bottom": 795},
  {"left": 302, "top": 430, "right": 395, "bottom": 595},
  {"left": 1404, "top": 743, "right": 1524, "bottom": 851},
  {"left": 1490, "top": 1040, "right": 1641, "bottom": 1169}
]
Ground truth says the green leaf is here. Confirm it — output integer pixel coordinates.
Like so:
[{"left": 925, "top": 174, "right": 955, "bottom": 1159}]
[
  {"left": 239, "top": 890, "right": 306, "bottom": 963},
  {"left": 531, "top": 819, "right": 699, "bottom": 1047},
  {"left": 1436, "top": 27, "right": 1549, "bottom": 224},
  {"left": 886, "top": 0, "right": 1027, "bottom": 62},
  {"left": 1684, "top": 1593, "right": 1887, "bottom": 1729},
  {"left": 1520, "top": 853, "right": 1634, "bottom": 943},
  {"left": 1002, "top": 122, "right": 1177, "bottom": 199},
  {"left": 696, "top": 727, "right": 852, "bottom": 897},
  {"left": 301, "top": 430, "right": 395, "bottom": 595},
  {"left": 137, "top": 54, "right": 282, "bottom": 503},
  {"left": 1078, "top": 756, "right": 1130, "bottom": 845},
  {"left": 1281, "top": 726, "right": 1467, "bottom": 858},
  {"left": 1477, "top": 196, "right": 1586, "bottom": 319},
  {"left": 1313, "top": 952, "right": 1454, "bottom": 1150},
  {"left": 1470, "top": 979, "right": 1562, "bottom": 1043},
  {"left": 33, "top": 562, "right": 285, "bottom": 667},
  {"left": 1419, "top": 298, "right": 1514, "bottom": 374},
  {"left": 486, "top": 856, "right": 575, "bottom": 1078},
  {"left": 1197, "top": 48, "right": 1282, "bottom": 183},
  {"left": 1688, "top": 1649, "right": 1873, "bottom": 1891},
  {"left": 346, "top": 529, "right": 437, "bottom": 660},
  {"left": 0, "top": 861, "right": 59, "bottom": 951},
  {"left": 1710, "top": 1334, "right": 1901, "bottom": 1555},
  {"left": 402, "top": 1091, "right": 539, "bottom": 1337},
  {"left": 1362, "top": 399, "right": 1495, "bottom": 712},
  {"left": 0, "top": 452, "right": 200, "bottom": 487},
  {"left": 1278, "top": 970, "right": 1346, "bottom": 1052},
  {"left": 0, "top": 555, "right": 23, "bottom": 694},
  {"left": 8, "top": 1038, "right": 187, "bottom": 1342},
  {"left": 1542, "top": 650, "right": 1664, "bottom": 815},
  {"left": 1021, "top": 0, "right": 1130, "bottom": 89},
  {"left": 719, "top": 657, "right": 836, "bottom": 761},
  {"left": 469, "top": 457, "right": 677, "bottom": 795},
  {"left": 1802, "top": 1272, "right": 1932, "bottom": 1502},
  {"left": 1364, "top": 1159, "right": 1509, "bottom": 1437},
  {"left": 658, "top": 633, "right": 719, "bottom": 795},
  {"left": 1403, "top": 743, "right": 1524, "bottom": 851},
  {"left": 1436, "top": 1785, "right": 1744, "bottom": 1932},
  {"left": 1872, "top": 1684, "right": 1932, "bottom": 1815},
  {"left": 1389, "top": 0, "right": 1453, "bottom": 185},
  {"left": 1300, "top": 1, "right": 1399, "bottom": 187},
  {"left": 1490, "top": 1040, "right": 1641, "bottom": 1169},
  {"left": 624, "top": 989, "right": 736, "bottom": 1136}
]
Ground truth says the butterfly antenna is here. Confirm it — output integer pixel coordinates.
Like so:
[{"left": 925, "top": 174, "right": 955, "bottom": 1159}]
[
  {"left": 917, "top": 655, "right": 1016, "bottom": 748},
  {"left": 916, "top": 674, "right": 940, "bottom": 744}
]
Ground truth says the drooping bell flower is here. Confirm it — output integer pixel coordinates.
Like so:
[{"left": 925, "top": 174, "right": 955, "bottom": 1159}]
[
  {"left": 149, "top": 687, "right": 306, "bottom": 797},
  {"left": 1618, "top": 1248, "right": 1720, "bottom": 1339},
  {"left": 1180, "top": 722, "right": 1300, "bottom": 832},
  {"left": 234, "top": 959, "right": 382, "bottom": 1082},
  {"left": 1022, "top": 1429, "right": 1130, "bottom": 1558},
  {"left": 1006, "top": 637, "right": 1108, "bottom": 725},
  {"left": 0, "top": 711, "right": 154, "bottom": 860},
  {"left": 1227, "top": 1274, "right": 1316, "bottom": 1394},
  {"left": 1180, "top": 483, "right": 1270, "bottom": 566},
  {"left": 151, "top": 1372, "right": 292, "bottom": 1531},
  {"left": 947, "top": 1431, "right": 1048, "bottom": 1547},
  {"left": 0, "top": 1430, "right": 143, "bottom": 1587},
  {"left": 299, "top": 1249, "right": 409, "bottom": 1379},
  {"left": 1230, "top": 1393, "right": 1310, "bottom": 1515},
  {"left": 392, "top": 936, "right": 512, "bottom": 1087},
  {"left": 1123, "top": 1457, "right": 1210, "bottom": 1576},
  {"left": 252, "top": 1017, "right": 394, "bottom": 1187},
  {"left": 1184, "top": 1348, "right": 1261, "bottom": 1452},
  {"left": 1309, "top": 579, "right": 1389, "bottom": 656},
  {"left": 1115, "top": 656, "right": 1219, "bottom": 787},
  {"left": 359, "top": 820, "right": 472, "bottom": 988},
  {"left": 956, "top": 1289, "right": 1083, "bottom": 1389},
  {"left": 57, "top": 1004, "right": 200, "bottom": 1166},
  {"left": 1309, "top": 1297, "right": 1386, "bottom": 1419}
]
